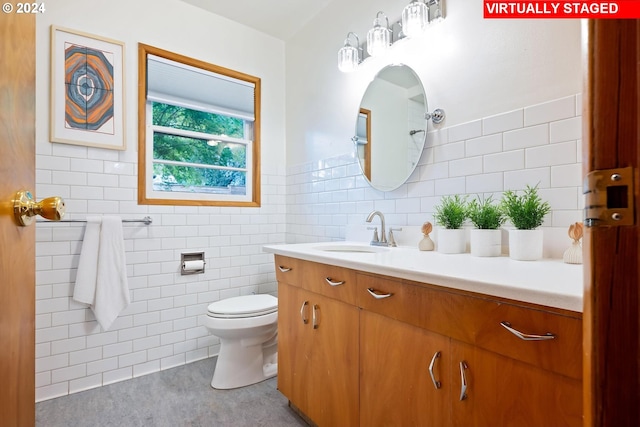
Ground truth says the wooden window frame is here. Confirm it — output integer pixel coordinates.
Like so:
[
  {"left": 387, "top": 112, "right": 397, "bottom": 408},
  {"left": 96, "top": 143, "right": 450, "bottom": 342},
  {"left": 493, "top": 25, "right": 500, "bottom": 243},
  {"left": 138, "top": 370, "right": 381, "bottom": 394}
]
[{"left": 137, "top": 43, "right": 261, "bottom": 207}]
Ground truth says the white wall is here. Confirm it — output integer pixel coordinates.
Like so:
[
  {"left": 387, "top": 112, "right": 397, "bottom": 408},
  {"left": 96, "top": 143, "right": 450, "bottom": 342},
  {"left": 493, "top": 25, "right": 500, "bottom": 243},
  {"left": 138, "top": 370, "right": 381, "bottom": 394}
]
[
  {"left": 285, "top": 0, "right": 581, "bottom": 165},
  {"left": 34, "top": 0, "right": 286, "bottom": 401},
  {"left": 286, "top": 94, "right": 583, "bottom": 258},
  {"left": 284, "top": 0, "right": 584, "bottom": 255}
]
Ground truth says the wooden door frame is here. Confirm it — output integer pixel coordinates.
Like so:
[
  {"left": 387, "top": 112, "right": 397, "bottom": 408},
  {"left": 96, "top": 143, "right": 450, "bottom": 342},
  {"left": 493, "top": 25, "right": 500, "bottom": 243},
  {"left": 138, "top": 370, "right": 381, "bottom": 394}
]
[{"left": 583, "top": 19, "right": 640, "bottom": 427}]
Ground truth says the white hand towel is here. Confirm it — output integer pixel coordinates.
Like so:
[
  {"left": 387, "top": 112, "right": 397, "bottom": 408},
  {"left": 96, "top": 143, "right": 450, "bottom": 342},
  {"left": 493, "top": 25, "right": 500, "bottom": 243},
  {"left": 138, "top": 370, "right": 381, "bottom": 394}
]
[
  {"left": 73, "top": 216, "right": 130, "bottom": 330},
  {"left": 73, "top": 216, "right": 102, "bottom": 305},
  {"left": 93, "top": 216, "right": 130, "bottom": 330}
]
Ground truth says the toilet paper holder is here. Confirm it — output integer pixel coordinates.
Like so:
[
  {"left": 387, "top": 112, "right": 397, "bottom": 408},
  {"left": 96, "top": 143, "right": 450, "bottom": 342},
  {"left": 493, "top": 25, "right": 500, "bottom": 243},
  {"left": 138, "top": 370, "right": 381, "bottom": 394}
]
[{"left": 181, "top": 252, "right": 206, "bottom": 275}]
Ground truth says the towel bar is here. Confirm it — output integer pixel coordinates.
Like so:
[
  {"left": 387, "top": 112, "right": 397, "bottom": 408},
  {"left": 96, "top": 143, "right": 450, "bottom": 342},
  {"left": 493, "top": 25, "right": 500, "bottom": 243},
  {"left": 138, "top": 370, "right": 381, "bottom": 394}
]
[{"left": 37, "top": 216, "right": 153, "bottom": 225}]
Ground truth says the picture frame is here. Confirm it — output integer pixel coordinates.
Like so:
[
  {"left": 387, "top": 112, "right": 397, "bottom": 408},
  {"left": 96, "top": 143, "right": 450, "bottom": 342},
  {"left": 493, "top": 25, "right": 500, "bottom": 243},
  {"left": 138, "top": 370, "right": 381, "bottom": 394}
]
[{"left": 50, "top": 26, "right": 126, "bottom": 150}]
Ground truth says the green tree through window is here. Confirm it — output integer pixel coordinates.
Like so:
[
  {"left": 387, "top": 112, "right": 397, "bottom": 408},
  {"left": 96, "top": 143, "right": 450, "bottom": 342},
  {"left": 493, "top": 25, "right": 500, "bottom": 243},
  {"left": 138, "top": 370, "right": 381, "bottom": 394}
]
[{"left": 151, "top": 102, "right": 248, "bottom": 194}]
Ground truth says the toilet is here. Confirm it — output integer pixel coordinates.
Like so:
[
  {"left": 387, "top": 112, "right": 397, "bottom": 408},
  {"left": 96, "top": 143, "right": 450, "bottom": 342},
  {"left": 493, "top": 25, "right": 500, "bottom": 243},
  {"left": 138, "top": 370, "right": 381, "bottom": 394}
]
[{"left": 204, "top": 294, "right": 278, "bottom": 389}]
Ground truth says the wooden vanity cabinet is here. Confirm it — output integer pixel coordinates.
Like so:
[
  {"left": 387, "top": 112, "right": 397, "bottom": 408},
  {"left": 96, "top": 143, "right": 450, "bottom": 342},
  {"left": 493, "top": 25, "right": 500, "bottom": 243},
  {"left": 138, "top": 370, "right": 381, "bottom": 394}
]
[
  {"left": 274, "top": 256, "right": 582, "bottom": 427},
  {"left": 358, "top": 272, "right": 583, "bottom": 427},
  {"left": 275, "top": 256, "right": 359, "bottom": 427}
]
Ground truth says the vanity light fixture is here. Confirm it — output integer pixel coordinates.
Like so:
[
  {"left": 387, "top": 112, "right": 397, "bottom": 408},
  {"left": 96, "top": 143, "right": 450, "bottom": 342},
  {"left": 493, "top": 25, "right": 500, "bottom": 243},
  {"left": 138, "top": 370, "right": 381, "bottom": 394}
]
[
  {"left": 402, "top": 0, "right": 429, "bottom": 38},
  {"left": 367, "top": 11, "right": 392, "bottom": 57},
  {"left": 430, "top": 0, "right": 444, "bottom": 23},
  {"left": 337, "top": 0, "right": 445, "bottom": 73},
  {"left": 338, "top": 32, "right": 362, "bottom": 73}
]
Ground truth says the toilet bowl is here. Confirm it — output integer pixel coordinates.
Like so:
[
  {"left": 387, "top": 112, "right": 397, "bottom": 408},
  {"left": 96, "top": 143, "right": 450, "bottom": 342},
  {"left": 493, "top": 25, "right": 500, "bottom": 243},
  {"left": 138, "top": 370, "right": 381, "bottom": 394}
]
[{"left": 204, "top": 294, "right": 278, "bottom": 389}]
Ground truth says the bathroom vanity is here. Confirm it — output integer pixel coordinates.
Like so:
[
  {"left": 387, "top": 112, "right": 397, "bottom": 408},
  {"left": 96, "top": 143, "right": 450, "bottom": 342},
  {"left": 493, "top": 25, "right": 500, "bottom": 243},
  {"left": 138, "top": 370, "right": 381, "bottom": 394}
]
[{"left": 264, "top": 242, "right": 583, "bottom": 427}]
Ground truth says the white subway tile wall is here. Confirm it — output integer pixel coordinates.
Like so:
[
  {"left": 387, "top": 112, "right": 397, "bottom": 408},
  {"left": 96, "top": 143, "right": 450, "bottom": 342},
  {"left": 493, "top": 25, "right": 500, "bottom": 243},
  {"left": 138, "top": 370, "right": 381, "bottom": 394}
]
[
  {"left": 35, "top": 94, "right": 582, "bottom": 402},
  {"left": 35, "top": 147, "right": 286, "bottom": 401},
  {"left": 286, "top": 94, "right": 583, "bottom": 245}
]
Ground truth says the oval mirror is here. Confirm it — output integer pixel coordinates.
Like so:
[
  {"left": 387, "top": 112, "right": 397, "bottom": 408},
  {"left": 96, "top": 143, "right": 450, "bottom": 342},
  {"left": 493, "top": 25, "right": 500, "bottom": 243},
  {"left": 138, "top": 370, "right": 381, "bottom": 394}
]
[{"left": 355, "top": 64, "right": 427, "bottom": 191}]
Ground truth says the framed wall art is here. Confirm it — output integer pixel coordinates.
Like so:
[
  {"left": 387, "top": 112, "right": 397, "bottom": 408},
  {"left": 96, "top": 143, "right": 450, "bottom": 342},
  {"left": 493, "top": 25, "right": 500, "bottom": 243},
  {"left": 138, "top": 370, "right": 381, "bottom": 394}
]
[{"left": 50, "top": 26, "right": 126, "bottom": 150}]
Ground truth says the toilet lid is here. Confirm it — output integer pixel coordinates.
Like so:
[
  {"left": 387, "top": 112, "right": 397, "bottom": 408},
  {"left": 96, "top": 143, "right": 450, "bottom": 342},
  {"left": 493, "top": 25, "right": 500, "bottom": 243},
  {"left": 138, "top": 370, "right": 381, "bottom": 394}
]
[{"left": 207, "top": 294, "right": 278, "bottom": 318}]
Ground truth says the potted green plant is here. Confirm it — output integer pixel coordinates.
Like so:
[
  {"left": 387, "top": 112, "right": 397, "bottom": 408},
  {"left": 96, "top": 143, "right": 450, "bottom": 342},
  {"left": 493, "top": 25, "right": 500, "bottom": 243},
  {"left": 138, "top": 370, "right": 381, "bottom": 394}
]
[
  {"left": 500, "top": 185, "right": 551, "bottom": 260},
  {"left": 466, "top": 195, "right": 506, "bottom": 257},
  {"left": 433, "top": 195, "right": 467, "bottom": 254}
]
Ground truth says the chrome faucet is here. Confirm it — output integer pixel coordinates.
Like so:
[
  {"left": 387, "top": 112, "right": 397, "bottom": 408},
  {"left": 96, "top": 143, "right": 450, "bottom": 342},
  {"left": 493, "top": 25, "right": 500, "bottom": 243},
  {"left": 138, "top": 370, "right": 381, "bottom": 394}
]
[{"left": 366, "top": 210, "right": 388, "bottom": 246}]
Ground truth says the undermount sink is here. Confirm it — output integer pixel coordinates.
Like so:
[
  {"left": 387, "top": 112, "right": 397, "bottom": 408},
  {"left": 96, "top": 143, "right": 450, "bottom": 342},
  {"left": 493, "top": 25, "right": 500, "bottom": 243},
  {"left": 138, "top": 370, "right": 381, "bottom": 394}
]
[{"left": 313, "top": 244, "right": 390, "bottom": 253}]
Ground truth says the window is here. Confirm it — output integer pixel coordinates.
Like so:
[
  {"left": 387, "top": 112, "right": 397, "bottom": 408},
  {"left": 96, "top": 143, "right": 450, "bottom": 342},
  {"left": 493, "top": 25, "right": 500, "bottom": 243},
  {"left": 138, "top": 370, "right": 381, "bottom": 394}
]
[{"left": 138, "top": 44, "right": 261, "bottom": 206}]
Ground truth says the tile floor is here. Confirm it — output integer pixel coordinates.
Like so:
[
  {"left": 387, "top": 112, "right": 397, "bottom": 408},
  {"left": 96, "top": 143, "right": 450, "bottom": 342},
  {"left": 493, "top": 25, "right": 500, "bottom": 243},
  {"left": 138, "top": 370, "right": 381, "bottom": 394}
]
[{"left": 36, "top": 357, "right": 308, "bottom": 427}]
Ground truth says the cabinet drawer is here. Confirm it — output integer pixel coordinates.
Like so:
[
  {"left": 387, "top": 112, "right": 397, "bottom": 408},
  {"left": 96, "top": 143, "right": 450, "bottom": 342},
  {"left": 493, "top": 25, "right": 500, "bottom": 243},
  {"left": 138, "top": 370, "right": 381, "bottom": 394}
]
[
  {"left": 357, "top": 273, "right": 466, "bottom": 339},
  {"left": 471, "top": 301, "right": 582, "bottom": 380},
  {"left": 274, "top": 256, "right": 357, "bottom": 305},
  {"left": 274, "top": 255, "right": 303, "bottom": 286},
  {"left": 356, "top": 274, "right": 420, "bottom": 322},
  {"left": 305, "top": 261, "right": 357, "bottom": 305},
  {"left": 357, "top": 273, "right": 582, "bottom": 380}
]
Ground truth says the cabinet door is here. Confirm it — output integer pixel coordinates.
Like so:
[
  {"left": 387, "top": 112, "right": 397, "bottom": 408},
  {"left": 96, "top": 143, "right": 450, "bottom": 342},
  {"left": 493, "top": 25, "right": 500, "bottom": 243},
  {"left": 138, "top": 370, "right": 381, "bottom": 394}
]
[
  {"left": 450, "top": 340, "right": 582, "bottom": 427},
  {"left": 277, "top": 283, "right": 313, "bottom": 415},
  {"left": 360, "top": 310, "right": 451, "bottom": 427},
  {"left": 277, "top": 282, "right": 359, "bottom": 427},
  {"left": 307, "top": 291, "right": 360, "bottom": 427}
]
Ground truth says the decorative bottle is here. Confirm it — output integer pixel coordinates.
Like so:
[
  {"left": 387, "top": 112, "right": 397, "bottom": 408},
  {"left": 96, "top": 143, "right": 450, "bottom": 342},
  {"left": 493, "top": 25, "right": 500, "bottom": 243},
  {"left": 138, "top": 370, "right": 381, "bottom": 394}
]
[
  {"left": 419, "top": 221, "right": 435, "bottom": 251},
  {"left": 563, "top": 222, "right": 583, "bottom": 264}
]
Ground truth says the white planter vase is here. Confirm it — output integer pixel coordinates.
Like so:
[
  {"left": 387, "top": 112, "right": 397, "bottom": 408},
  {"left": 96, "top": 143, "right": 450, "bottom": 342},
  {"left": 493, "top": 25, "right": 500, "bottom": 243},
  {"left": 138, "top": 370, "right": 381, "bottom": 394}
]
[
  {"left": 470, "top": 229, "right": 502, "bottom": 257},
  {"left": 508, "top": 229, "right": 543, "bottom": 261},
  {"left": 437, "top": 228, "right": 466, "bottom": 254}
]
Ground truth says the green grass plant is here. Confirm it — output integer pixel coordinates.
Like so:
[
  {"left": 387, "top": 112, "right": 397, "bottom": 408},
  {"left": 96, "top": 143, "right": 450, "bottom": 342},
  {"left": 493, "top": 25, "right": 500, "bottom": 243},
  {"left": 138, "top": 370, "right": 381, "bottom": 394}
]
[
  {"left": 467, "top": 195, "right": 506, "bottom": 230},
  {"left": 500, "top": 185, "right": 551, "bottom": 230},
  {"left": 434, "top": 195, "right": 467, "bottom": 229}
]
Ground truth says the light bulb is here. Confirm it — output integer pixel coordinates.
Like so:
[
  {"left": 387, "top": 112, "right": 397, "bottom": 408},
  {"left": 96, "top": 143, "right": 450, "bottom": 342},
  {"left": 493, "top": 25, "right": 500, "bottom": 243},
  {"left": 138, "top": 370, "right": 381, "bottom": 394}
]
[
  {"left": 402, "top": 0, "right": 428, "bottom": 38},
  {"left": 367, "top": 12, "right": 391, "bottom": 57},
  {"left": 337, "top": 32, "right": 360, "bottom": 73},
  {"left": 338, "top": 45, "right": 359, "bottom": 73}
]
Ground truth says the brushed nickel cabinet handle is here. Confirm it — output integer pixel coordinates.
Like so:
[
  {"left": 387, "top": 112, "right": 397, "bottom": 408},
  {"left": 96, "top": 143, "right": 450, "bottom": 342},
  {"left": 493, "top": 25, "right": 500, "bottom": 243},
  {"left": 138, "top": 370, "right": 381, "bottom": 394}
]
[
  {"left": 366, "top": 287, "right": 393, "bottom": 299},
  {"left": 500, "top": 321, "right": 556, "bottom": 341},
  {"left": 278, "top": 266, "right": 292, "bottom": 272},
  {"left": 459, "top": 361, "right": 468, "bottom": 401},
  {"left": 300, "top": 301, "right": 309, "bottom": 324},
  {"left": 312, "top": 304, "right": 319, "bottom": 329},
  {"left": 429, "top": 351, "right": 442, "bottom": 389},
  {"left": 325, "top": 277, "right": 345, "bottom": 286}
]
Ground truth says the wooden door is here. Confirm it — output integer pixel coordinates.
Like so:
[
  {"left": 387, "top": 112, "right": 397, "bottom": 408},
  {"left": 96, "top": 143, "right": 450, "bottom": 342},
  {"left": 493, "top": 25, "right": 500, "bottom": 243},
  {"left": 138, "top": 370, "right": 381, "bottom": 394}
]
[
  {"left": 360, "top": 310, "right": 450, "bottom": 427},
  {"left": 450, "top": 341, "right": 582, "bottom": 427},
  {"left": 307, "top": 292, "right": 359, "bottom": 427},
  {"left": 277, "top": 283, "right": 313, "bottom": 415},
  {"left": 583, "top": 19, "right": 640, "bottom": 427},
  {"left": 0, "top": 12, "right": 36, "bottom": 427}
]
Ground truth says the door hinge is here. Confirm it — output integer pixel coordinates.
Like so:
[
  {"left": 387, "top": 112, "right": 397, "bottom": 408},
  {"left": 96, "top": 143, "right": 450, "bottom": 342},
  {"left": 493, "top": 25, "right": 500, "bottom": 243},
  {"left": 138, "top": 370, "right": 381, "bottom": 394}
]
[{"left": 584, "top": 166, "right": 635, "bottom": 227}]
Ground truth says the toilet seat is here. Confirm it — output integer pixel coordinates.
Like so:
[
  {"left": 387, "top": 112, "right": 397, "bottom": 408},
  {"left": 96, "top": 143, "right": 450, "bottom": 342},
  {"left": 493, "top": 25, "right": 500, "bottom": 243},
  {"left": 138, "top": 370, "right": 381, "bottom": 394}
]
[{"left": 207, "top": 294, "right": 278, "bottom": 319}]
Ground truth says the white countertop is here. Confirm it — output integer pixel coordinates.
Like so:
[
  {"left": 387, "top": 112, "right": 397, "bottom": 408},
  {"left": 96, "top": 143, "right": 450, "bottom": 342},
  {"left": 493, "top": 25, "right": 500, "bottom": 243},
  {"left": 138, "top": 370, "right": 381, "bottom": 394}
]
[{"left": 263, "top": 241, "right": 584, "bottom": 313}]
